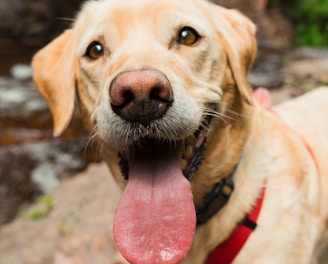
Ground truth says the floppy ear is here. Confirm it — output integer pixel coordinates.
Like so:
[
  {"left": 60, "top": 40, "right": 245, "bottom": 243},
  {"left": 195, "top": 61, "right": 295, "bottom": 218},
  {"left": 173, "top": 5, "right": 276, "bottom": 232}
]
[
  {"left": 211, "top": 6, "right": 257, "bottom": 103},
  {"left": 32, "top": 30, "right": 76, "bottom": 136}
]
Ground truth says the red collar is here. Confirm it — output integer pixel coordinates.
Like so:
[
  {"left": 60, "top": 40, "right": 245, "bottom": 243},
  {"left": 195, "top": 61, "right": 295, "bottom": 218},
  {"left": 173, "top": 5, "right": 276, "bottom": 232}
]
[{"left": 205, "top": 186, "right": 266, "bottom": 264}]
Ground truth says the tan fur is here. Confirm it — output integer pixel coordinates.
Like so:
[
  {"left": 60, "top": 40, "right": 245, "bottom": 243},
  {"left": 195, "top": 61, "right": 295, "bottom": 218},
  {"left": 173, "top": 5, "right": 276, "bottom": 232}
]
[{"left": 32, "top": 0, "right": 328, "bottom": 263}]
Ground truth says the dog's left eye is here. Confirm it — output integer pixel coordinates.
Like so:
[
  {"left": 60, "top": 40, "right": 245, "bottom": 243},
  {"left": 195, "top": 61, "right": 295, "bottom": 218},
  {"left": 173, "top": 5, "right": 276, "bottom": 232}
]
[
  {"left": 177, "top": 27, "right": 201, "bottom": 46},
  {"left": 85, "top": 41, "right": 104, "bottom": 60}
]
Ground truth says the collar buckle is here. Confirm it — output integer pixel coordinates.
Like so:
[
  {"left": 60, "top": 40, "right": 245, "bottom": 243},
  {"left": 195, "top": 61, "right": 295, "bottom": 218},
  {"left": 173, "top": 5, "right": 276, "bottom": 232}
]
[{"left": 196, "top": 178, "right": 234, "bottom": 225}]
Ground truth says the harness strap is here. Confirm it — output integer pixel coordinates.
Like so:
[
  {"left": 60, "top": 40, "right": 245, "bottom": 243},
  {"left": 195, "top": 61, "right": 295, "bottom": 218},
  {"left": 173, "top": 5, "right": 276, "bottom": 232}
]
[{"left": 205, "top": 186, "right": 265, "bottom": 264}]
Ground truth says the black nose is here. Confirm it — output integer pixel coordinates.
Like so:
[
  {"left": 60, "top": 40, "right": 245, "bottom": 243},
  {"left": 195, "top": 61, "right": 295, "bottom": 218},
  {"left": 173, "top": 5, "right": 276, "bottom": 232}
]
[{"left": 109, "top": 69, "right": 173, "bottom": 126}]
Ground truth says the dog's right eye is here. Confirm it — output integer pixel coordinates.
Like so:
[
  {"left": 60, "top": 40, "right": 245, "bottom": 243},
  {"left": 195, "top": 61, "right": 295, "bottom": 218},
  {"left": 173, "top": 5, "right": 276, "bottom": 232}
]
[
  {"left": 177, "top": 27, "right": 201, "bottom": 46},
  {"left": 85, "top": 41, "right": 104, "bottom": 60}
]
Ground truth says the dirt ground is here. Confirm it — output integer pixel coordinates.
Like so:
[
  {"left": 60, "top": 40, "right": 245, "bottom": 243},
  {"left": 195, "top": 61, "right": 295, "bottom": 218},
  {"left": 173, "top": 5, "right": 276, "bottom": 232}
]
[
  {"left": 0, "top": 47, "right": 328, "bottom": 264},
  {"left": 0, "top": 163, "right": 120, "bottom": 264}
]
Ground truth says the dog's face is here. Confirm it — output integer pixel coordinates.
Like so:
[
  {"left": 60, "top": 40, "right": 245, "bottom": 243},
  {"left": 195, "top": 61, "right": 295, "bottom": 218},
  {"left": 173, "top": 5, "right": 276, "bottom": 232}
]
[{"left": 33, "top": 0, "right": 256, "bottom": 263}]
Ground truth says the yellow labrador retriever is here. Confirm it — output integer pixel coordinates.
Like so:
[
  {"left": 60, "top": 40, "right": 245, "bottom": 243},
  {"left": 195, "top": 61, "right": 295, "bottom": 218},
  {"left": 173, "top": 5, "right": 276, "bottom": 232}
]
[{"left": 32, "top": 0, "right": 328, "bottom": 263}]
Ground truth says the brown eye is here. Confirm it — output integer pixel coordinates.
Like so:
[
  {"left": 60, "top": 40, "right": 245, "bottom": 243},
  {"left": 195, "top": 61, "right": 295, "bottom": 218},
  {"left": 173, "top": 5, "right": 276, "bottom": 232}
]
[
  {"left": 85, "top": 41, "right": 104, "bottom": 60},
  {"left": 178, "top": 27, "right": 201, "bottom": 46}
]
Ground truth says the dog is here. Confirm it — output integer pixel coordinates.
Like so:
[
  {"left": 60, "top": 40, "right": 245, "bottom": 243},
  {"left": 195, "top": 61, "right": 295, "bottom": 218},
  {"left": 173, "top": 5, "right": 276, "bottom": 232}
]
[{"left": 32, "top": 0, "right": 328, "bottom": 263}]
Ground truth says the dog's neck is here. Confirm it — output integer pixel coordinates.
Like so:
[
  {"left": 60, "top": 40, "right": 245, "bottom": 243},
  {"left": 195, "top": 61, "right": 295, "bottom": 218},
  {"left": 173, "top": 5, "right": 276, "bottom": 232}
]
[
  {"left": 196, "top": 166, "right": 235, "bottom": 225},
  {"left": 194, "top": 99, "right": 253, "bottom": 224}
]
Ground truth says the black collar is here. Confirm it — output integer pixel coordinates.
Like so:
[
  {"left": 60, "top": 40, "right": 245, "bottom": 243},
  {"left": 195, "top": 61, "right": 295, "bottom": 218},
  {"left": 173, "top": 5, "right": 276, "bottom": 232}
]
[{"left": 196, "top": 170, "right": 235, "bottom": 225}]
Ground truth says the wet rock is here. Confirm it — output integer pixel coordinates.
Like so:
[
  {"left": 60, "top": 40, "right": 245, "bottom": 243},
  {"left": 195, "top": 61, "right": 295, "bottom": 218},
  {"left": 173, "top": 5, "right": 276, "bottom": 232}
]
[
  {"left": 0, "top": 76, "right": 100, "bottom": 226},
  {"left": 260, "top": 47, "right": 328, "bottom": 105},
  {"left": 283, "top": 48, "right": 328, "bottom": 91},
  {"left": 212, "top": 0, "right": 293, "bottom": 47},
  {"left": 0, "top": 0, "right": 81, "bottom": 74},
  {"left": 290, "top": 47, "right": 328, "bottom": 60},
  {"left": 0, "top": 138, "right": 92, "bottom": 225},
  {"left": 0, "top": 0, "right": 81, "bottom": 40},
  {"left": 248, "top": 50, "right": 284, "bottom": 89},
  {"left": 10, "top": 64, "right": 33, "bottom": 80},
  {"left": 211, "top": 0, "right": 290, "bottom": 89},
  {"left": 0, "top": 77, "right": 49, "bottom": 145},
  {"left": 212, "top": 0, "right": 267, "bottom": 25}
]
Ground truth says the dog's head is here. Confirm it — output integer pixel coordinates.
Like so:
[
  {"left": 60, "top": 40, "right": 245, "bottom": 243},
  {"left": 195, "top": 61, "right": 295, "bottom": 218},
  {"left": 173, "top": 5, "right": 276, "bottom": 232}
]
[{"left": 33, "top": 0, "right": 256, "bottom": 263}]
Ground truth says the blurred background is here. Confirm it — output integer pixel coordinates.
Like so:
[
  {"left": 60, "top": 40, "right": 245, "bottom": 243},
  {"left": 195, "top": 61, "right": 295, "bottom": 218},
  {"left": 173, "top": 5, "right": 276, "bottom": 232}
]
[{"left": 0, "top": 0, "right": 327, "bottom": 263}]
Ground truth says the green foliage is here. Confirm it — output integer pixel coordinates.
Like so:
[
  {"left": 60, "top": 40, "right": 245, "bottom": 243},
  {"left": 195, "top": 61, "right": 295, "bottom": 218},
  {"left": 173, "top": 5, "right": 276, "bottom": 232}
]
[
  {"left": 294, "top": 24, "right": 327, "bottom": 46},
  {"left": 20, "top": 195, "right": 54, "bottom": 220},
  {"left": 269, "top": 0, "right": 328, "bottom": 46}
]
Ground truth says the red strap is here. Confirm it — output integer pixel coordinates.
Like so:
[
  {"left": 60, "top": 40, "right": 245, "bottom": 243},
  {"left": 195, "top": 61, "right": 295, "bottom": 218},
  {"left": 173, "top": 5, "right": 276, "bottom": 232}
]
[{"left": 205, "top": 187, "right": 265, "bottom": 264}]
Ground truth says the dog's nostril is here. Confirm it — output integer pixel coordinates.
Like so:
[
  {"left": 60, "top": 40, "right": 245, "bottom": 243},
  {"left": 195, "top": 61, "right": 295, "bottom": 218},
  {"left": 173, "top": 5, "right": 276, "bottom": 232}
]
[
  {"left": 110, "top": 85, "right": 134, "bottom": 107},
  {"left": 150, "top": 85, "right": 171, "bottom": 101},
  {"left": 121, "top": 88, "right": 134, "bottom": 107},
  {"left": 109, "top": 70, "right": 173, "bottom": 126}
]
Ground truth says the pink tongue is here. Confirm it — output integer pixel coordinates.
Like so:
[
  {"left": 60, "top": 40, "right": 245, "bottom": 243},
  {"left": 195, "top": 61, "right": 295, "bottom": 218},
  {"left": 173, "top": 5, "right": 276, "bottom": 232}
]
[{"left": 113, "top": 143, "right": 196, "bottom": 264}]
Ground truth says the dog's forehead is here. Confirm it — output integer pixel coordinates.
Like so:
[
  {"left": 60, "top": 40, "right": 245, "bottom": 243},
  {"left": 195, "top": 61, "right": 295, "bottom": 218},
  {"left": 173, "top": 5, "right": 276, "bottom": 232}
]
[
  {"left": 75, "top": 0, "right": 210, "bottom": 32},
  {"left": 81, "top": 0, "right": 204, "bottom": 15}
]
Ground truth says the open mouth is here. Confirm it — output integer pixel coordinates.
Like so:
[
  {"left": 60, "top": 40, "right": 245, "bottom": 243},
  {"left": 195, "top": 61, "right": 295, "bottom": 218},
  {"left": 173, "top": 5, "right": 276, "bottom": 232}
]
[
  {"left": 113, "top": 119, "right": 210, "bottom": 264},
  {"left": 118, "top": 121, "right": 208, "bottom": 182}
]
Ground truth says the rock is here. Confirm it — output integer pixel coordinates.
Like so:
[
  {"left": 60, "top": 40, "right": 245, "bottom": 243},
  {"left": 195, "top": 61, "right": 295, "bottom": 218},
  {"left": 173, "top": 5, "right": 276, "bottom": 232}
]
[
  {"left": 212, "top": 0, "right": 267, "bottom": 24},
  {"left": 0, "top": 138, "right": 91, "bottom": 225},
  {"left": 212, "top": 0, "right": 293, "bottom": 47},
  {"left": 0, "top": 77, "right": 100, "bottom": 226},
  {"left": 248, "top": 50, "right": 284, "bottom": 89},
  {"left": 0, "top": 0, "right": 81, "bottom": 74},
  {"left": 0, "top": 0, "right": 81, "bottom": 40},
  {"left": 10, "top": 64, "right": 33, "bottom": 80},
  {"left": 290, "top": 47, "right": 328, "bottom": 60},
  {"left": 282, "top": 48, "right": 328, "bottom": 92},
  {"left": 211, "top": 0, "right": 290, "bottom": 89}
]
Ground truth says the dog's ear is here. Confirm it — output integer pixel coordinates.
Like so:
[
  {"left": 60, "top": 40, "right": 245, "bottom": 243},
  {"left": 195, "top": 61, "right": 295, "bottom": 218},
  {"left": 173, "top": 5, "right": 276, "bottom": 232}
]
[
  {"left": 211, "top": 6, "right": 257, "bottom": 104},
  {"left": 32, "top": 30, "right": 76, "bottom": 137}
]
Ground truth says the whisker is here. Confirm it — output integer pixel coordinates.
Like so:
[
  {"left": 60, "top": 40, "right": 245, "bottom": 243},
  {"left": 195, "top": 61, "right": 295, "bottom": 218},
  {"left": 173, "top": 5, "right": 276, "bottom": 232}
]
[
  {"left": 201, "top": 107, "right": 236, "bottom": 125},
  {"left": 199, "top": 120, "right": 209, "bottom": 130},
  {"left": 84, "top": 130, "right": 101, "bottom": 160},
  {"left": 224, "top": 109, "right": 252, "bottom": 119},
  {"left": 55, "top": 17, "right": 75, "bottom": 22}
]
